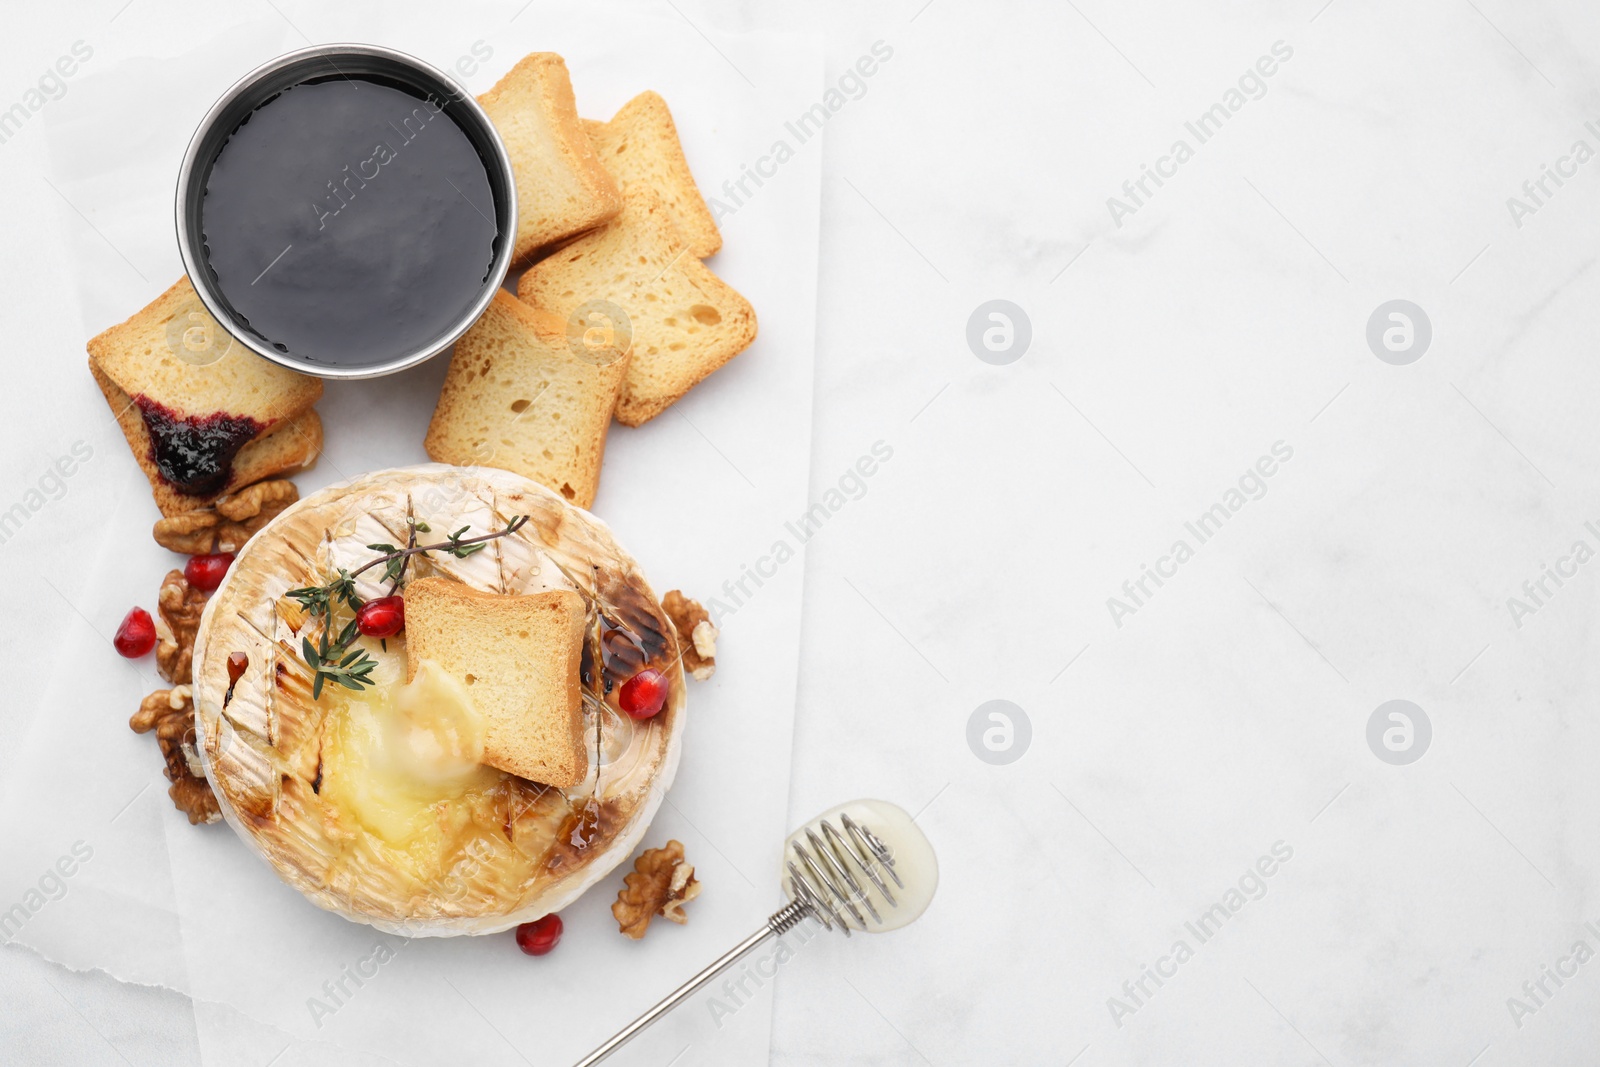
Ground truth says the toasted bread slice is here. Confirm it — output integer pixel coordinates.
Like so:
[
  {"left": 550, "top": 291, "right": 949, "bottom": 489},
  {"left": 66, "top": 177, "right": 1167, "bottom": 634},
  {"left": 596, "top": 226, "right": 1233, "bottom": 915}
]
[
  {"left": 89, "top": 358, "right": 323, "bottom": 516},
  {"left": 424, "top": 290, "right": 628, "bottom": 509},
  {"left": 477, "top": 53, "right": 622, "bottom": 263},
  {"left": 584, "top": 92, "right": 721, "bottom": 258},
  {"left": 517, "top": 185, "right": 756, "bottom": 426},
  {"left": 87, "top": 277, "right": 323, "bottom": 514},
  {"left": 87, "top": 277, "right": 322, "bottom": 425},
  {"left": 403, "top": 578, "right": 588, "bottom": 788}
]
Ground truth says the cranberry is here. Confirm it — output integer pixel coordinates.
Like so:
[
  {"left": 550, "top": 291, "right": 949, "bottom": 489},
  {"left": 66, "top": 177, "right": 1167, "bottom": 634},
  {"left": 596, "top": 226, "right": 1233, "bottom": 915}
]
[
  {"left": 184, "top": 552, "right": 234, "bottom": 592},
  {"left": 114, "top": 607, "right": 156, "bottom": 658},
  {"left": 357, "top": 595, "right": 405, "bottom": 637},
  {"left": 618, "top": 668, "right": 668, "bottom": 719},
  {"left": 515, "top": 913, "right": 562, "bottom": 956}
]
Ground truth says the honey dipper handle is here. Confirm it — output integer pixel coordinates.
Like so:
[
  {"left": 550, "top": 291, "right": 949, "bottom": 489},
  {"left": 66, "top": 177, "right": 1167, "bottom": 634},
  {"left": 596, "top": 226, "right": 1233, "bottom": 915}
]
[{"left": 572, "top": 900, "right": 811, "bottom": 1066}]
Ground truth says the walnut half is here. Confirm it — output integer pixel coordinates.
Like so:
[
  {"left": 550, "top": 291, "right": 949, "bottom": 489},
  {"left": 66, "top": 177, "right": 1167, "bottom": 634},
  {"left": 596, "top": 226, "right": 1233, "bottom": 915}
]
[
  {"left": 130, "top": 687, "right": 220, "bottom": 825},
  {"left": 662, "top": 591, "right": 717, "bottom": 681},
  {"left": 155, "top": 570, "right": 206, "bottom": 685},
  {"left": 152, "top": 479, "right": 298, "bottom": 554},
  {"left": 613, "top": 839, "right": 701, "bottom": 939}
]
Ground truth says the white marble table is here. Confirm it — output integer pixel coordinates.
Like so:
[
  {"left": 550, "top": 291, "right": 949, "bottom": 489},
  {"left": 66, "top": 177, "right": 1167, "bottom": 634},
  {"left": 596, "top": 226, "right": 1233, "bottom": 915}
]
[{"left": 8, "top": 1, "right": 1600, "bottom": 1064}]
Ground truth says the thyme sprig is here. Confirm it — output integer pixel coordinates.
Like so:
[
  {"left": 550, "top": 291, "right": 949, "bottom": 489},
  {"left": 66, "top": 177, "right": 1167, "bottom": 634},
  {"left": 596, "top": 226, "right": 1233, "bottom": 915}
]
[
  {"left": 287, "top": 568, "right": 362, "bottom": 619},
  {"left": 285, "top": 515, "right": 530, "bottom": 700},
  {"left": 301, "top": 622, "right": 374, "bottom": 700},
  {"left": 349, "top": 515, "right": 522, "bottom": 583}
]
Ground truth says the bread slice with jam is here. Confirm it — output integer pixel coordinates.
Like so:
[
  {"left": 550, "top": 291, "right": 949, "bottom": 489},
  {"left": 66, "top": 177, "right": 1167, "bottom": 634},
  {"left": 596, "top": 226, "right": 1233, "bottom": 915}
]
[{"left": 86, "top": 278, "right": 323, "bottom": 516}]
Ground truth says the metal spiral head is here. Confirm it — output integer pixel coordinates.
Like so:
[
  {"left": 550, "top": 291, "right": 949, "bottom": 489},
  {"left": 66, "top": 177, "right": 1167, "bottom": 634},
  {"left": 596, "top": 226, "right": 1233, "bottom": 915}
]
[{"left": 783, "top": 814, "right": 904, "bottom": 937}]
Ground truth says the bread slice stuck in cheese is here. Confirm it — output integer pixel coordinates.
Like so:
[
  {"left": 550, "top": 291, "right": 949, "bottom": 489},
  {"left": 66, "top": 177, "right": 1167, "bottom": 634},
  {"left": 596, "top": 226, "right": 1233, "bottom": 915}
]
[
  {"left": 402, "top": 578, "right": 588, "bottom": 788},
  {"left": 517, "top": 184, "right": 756, "bottom": 427},
  {"left": 584, "top": 91, "right": 721, "bottom": 258},
  {"left": 424, "top": 290, "right": 627, "bottom": 509},
  {"left": 477, "top": 52, "right": 622, "bottom": 263}
]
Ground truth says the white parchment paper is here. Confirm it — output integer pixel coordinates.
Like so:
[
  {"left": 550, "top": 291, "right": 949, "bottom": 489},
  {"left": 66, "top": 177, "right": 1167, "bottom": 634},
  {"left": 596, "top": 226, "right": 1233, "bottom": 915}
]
[{"left": 2, "top": 5, "right": 822, "bottom": 1064}]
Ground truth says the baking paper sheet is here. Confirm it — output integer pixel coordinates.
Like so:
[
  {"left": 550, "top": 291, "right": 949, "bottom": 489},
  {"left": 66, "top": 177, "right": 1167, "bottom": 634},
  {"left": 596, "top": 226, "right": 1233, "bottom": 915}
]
[{"left": 1, "top": 4, "right": 822, "bottom": 1064}]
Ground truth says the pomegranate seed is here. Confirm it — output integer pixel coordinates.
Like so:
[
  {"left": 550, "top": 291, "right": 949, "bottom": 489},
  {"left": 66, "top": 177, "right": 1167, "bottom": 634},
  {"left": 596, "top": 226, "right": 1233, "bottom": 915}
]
[
  {"left": 515, "top": 913, "right": 562, "bottom": 956},
  {"left": 114, "top": 608, "right": 156, "bottom": 658},
  {"left": 184, "top": 552, "right": 235, "bottom": 592},
  {"left": 357, "top": 595, "right": 405, "bottom": 638},
  {"left": 618, "top": 668, "right": 668, "bottom": 719}
]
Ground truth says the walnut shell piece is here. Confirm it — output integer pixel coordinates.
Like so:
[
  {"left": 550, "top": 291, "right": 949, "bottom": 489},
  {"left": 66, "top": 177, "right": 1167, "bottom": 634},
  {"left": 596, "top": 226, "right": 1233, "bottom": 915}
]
[
  {"left": 612, "top": 839, "right": 701, "bottom": 939},
  {"left": 215, "top": 479, "right": 297, "bottom": 523},
  {"left": 662, "top": 591, "right": 717, "bottom": 681},
  {"left": 130, "top": 687, "right": 220, "bottom": 825},
  {"left": 168, "top": 777, "right": 222, "bottom": 826},
  {"left": 150, "top": 511, "right": 223, "bottom": 555},
  {"left": 152, "top": 479, "right": 299, "bottom": 554},
  {"left": 155, "top": 570, "right": 207, "bottom": 685}
]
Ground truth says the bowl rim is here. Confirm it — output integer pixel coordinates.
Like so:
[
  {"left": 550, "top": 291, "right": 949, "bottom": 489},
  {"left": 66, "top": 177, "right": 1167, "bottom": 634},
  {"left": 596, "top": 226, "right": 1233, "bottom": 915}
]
[{"left": 174, "top": 43, "right": 517, "bottom": 381}]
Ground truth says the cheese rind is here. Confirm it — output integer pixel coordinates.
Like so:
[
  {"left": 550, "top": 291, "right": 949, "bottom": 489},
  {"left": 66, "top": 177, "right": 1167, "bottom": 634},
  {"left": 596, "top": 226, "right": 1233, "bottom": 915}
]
[{"left": 190, "top": 465, "right": 686, "bottom": 936}]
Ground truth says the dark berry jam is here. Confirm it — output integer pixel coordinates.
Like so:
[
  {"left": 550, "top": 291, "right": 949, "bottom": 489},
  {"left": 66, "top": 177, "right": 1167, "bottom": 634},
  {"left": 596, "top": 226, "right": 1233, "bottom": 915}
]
[{"left": 134, "top": 396, "right": 264, "bottom": 496}]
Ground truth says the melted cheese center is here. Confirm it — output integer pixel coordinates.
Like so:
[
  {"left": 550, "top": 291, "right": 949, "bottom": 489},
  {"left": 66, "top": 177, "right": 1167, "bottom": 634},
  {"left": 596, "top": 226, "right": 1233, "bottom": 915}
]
[{"left": 322, "top": 655, "right": 502, "bottom": 846}]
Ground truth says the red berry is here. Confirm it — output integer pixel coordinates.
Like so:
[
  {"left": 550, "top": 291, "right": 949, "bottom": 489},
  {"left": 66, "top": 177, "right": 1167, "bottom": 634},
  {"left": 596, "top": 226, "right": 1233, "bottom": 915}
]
[
  {"left": 184, "top": 552, "right": 234, "bottom": 592},
  {"left": 515, "top": 913, "right": 562, "bottom": 956},
  {"left": 357, "top": 595, "right": 405, "bottom": 638},
  {"left": 618, "top": 668, "right": 668, "bottom": 719},
  {"left": 114, "top": 607, "right": 156, "bottom": 658}
]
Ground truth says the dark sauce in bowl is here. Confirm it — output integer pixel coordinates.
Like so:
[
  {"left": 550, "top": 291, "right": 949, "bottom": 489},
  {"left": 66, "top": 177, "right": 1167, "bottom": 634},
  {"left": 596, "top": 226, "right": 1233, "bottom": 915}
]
[{"left": 200, "top": 76, "right": 498, "bottom": 370}]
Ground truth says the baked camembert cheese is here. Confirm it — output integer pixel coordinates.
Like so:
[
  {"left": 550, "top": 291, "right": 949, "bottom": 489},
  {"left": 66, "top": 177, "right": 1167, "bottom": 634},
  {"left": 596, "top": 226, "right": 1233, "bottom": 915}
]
[{"left": 190, "top": 465, "right": 685, "bottom": 935}]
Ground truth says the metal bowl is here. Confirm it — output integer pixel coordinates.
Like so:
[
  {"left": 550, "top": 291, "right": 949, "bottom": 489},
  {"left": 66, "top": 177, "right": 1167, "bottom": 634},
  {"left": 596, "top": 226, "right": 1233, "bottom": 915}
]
[{"left": 175, "top": 44, "right": 516, "bottom": 380}]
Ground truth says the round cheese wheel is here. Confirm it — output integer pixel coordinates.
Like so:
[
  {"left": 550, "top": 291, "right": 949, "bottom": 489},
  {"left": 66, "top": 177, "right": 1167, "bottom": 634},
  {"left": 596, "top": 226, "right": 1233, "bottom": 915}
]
[{"left": 190, "top": 465, "right": 685, "bottom": 936}]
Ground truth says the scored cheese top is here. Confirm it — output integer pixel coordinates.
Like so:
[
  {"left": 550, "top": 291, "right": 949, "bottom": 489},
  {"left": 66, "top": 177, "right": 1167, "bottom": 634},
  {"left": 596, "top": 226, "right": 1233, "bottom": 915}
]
[{"left": 190, "top": 465, "right": 686, "bottom": 936}]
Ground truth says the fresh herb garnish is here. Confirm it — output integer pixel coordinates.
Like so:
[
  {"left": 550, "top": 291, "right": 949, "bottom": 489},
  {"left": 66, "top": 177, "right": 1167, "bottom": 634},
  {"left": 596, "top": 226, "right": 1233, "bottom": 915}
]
[
  {"left": 445, "top": 525, "right": 489, "bottom": 558},
  {"left": 286, "top": 515, "right": 529, "bottom": 700},
  {"left": 287, "top": 568, "right": 363, "bottom": 619},
  {"left": 301, "top": 627, "right": 375, "bottom": 700}
]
